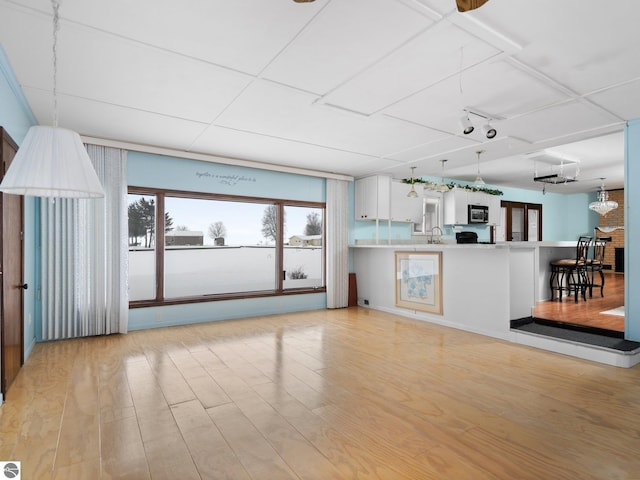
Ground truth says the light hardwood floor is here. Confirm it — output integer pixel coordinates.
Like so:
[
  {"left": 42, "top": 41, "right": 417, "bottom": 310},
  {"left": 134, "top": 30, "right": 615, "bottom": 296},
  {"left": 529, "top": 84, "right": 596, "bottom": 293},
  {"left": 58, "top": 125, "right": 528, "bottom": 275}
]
[
  {"left": 2, "top": 308, "right": 640, "bottom": 479},
  {"left": 533, "top": 272, "right": 625, "bottom": 332}
]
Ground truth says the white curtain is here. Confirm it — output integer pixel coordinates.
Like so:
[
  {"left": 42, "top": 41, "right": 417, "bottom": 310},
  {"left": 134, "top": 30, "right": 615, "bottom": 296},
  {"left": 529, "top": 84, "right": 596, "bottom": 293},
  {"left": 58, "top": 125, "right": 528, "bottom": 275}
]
[
  {"left": 41, "top": 145, "right": 128, "bottom": 340},
  {"left": 326, "top": 178, "right": 349, "bottom": 308}
]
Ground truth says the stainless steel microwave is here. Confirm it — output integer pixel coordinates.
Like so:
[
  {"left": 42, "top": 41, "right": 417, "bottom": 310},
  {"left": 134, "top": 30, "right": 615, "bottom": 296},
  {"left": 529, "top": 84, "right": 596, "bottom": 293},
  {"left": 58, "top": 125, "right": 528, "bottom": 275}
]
[{"left": 468, "top": 204, "right": 489, "bottom": 223}]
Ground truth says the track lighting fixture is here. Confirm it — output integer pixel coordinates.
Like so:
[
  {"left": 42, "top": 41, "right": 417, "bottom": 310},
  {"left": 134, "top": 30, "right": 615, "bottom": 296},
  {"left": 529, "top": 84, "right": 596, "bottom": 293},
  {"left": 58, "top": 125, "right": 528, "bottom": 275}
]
[
  {"left": 482, "top": 122, "right": 496, "bottom": 139},
  {"left": 460, "top": 114, "right": 474, "bottom": 135},
  {"left": 459, "top": 110, "right": 498, "bottom": 139}
]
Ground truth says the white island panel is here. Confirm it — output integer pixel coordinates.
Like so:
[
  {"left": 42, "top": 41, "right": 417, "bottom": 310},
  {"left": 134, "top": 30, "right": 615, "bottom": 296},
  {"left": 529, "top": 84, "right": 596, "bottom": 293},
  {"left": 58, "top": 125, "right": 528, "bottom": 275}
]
[{"left": 352, "top": 244, "right": 515, "bottom": 340}]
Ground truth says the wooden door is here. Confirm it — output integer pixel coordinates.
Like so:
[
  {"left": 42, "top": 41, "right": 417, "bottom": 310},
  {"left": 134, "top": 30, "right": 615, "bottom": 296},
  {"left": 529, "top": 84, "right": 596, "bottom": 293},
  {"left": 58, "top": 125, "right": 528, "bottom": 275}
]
[
  {"left": 1, "top": 127, "right": 24, "bottom": 398},
  {"left": 502, "top": 200, "right": 543, "bottom": 242}
]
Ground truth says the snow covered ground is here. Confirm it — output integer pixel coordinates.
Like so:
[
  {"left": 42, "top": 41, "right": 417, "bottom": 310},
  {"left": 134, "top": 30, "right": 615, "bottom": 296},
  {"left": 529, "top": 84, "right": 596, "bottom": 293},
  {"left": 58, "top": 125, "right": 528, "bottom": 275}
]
[{"left": 129, "top": 246, "right": 323, "bottom": 300}]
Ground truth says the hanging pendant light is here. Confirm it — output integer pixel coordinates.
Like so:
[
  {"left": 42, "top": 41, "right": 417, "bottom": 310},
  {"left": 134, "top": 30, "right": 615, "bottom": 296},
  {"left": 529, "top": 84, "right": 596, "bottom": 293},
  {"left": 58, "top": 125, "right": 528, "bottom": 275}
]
[
  {"left": 589, "top": 180, "right": 618, "bottom": 216},
  {"left": 407, "top": 166, "right": 419, "bottom": 198},
  {"left": 435, "top": 159, "right": 449, "bottom": 192},
  {"left": 0, "top": 0, "right": 104, "bottom": 198},
  {"left": 474, "top": 150, "right": 485, "bottom": 186}
]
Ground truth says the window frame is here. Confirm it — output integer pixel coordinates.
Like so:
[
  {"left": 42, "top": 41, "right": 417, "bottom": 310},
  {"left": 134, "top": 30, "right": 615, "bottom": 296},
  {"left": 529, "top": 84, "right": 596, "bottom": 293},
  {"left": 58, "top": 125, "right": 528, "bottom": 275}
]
[{"left": 128, "top": 186, "right": 326, "bottom": 308}]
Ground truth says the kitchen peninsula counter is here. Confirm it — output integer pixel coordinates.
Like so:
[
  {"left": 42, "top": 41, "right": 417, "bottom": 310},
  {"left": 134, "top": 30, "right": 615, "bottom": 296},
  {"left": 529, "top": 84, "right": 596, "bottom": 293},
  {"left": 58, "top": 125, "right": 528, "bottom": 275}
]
[
  {"left": 350, "top": 241, "right": 577, "bottom": 340},
  {"left": 350, "top": 241, "right": 636, "bottom": 366}
]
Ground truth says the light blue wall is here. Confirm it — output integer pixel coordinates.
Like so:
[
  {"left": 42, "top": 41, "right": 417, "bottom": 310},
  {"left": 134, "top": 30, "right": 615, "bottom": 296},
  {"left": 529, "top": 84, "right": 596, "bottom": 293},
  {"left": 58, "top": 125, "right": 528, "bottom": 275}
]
[
  {"left": 127, "top": 151, "right": 327, "bottom": 330},
  {"left": 498, "top": 185, "right": 597, "bottom": 241},
  {"left": 129, "top": 294, "right": 325, "bottom": 331},
  {"left": 350, "top": 180, "right": 598, "bottom": 243},
  {"left": 0, "top": 46, "right": 37, "bottom": 359},
  {"left": 128, "top": 151, "right": 325, "bottom": 202},
  {"left": 0, "top": 47, "right": 36, "bottom": 144},
  {"left": 625, "top": 120, "right": 639, "bottom": 341}
]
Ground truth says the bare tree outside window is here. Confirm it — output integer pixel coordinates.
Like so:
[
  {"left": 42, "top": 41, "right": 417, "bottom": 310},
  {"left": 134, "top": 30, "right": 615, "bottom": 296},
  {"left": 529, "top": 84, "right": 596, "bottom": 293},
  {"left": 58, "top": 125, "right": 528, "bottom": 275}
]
[
  {"left": 261, "top": 205, "right": 285, "bottom": 243},
  {"left": 304, "top": 212, "right": 322, "bottom": 235},
  {"left": 208, "top": 221, "right": 227, "bottom": 240}
]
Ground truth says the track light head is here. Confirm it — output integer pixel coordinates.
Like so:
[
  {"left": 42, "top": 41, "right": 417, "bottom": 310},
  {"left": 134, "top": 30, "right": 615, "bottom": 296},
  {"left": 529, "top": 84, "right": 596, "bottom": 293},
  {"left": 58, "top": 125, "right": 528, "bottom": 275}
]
[
  {"left": 460, "top": 114, "right": 474, "bottom": 135},
  {"left": 483, "top": 123, "right": 497, "bottom": 139}
]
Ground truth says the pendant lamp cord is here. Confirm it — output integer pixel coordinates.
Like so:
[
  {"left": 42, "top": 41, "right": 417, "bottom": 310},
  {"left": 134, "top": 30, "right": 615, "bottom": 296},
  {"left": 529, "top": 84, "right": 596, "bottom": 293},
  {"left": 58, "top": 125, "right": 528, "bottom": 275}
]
[{"left": 52, "top": 0, "right": 60, "bottom": 128}]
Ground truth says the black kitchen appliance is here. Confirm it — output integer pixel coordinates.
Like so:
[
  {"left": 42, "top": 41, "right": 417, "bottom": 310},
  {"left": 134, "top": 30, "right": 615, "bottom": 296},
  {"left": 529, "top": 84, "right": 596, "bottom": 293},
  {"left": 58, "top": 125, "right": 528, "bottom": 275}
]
[
  {"left": 468, "top": 204, "right": 489, "bottom": 224},
  {"left": 456, "top": 231, "right": 478, "bottom": 244}
]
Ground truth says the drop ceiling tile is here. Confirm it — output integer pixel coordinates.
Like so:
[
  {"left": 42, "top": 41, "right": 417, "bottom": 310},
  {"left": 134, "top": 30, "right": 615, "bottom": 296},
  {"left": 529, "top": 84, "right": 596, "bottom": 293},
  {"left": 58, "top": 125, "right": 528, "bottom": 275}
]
[
  {"left": 388, "top": 135, "right": 479, "bottom": 163},
  {"left": 471, "top": 0, "right": 640, "bottom": 94},
  {"left": 384, "top": 58, "right": 569, "bottom": 134},
  {"left": 0, "top": 5, "right": 52, "bottom": 91},
  {"left": 505, "top": 101, "right": 623, "bottom": 144},
  {"left": 382, "top": 136, "right": 532, "bottom": 183},
  {"left": 8, "top": 0, "right": 324, "bottom": 75},
  {"left": 216, "top": 80, "right": 448, "bottom": 157},
  {"left": 321, "top": 21, "right": 499, "bottom": 115},
  {"left": 261, "top": 0, "right": 433, "bottom": 94},
  {"left": 192, "top": 125, "right": 395, "bottom": 177},
  {"left": 53, "top": 25, "right": 252, "bottom": 124},
  {"left": 25, "top": 88, "right": 209, "bottom": 151},
  {"left": 458, "top": 59, "right": 570, "bottom": 117},
  {"left": 587, "top": 79, "right": 640, "bottom": 121},
  {"left": 407, "top": 0, "right": 456, "bottom": 16}
]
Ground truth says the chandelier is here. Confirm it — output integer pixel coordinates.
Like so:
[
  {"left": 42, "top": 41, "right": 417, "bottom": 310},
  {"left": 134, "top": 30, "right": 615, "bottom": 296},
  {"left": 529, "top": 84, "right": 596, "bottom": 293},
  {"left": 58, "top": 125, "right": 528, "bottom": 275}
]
[{"left": 589, "top": 182, "right": 618, "bottom": 216}]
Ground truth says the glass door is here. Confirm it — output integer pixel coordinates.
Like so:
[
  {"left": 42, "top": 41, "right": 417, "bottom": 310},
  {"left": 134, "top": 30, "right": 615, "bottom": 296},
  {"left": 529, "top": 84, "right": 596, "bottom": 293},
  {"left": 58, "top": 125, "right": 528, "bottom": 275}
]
[{"left": 502, "top": 201, "right": 542, "bottom": 241}]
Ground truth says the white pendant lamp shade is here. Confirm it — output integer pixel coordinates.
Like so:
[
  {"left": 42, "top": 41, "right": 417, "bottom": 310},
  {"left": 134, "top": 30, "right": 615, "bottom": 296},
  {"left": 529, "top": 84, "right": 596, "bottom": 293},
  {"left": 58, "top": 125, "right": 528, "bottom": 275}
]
[
  {"left": 474, "top": 150, "right": 485, "bottom": 185},
  {"left": 0, "top": 126, "right": 104, "bottom": 198}
]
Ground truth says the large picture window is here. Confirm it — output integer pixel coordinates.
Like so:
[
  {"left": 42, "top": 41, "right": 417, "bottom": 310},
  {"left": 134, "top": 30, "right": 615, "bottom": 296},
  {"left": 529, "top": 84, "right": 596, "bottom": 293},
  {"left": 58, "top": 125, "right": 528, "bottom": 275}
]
[
  {"left": 128, "top": 187, "right": 325, "bottom": 306},
  {"left": 128, "top": 193, "right": 157, "bottom": 301}
]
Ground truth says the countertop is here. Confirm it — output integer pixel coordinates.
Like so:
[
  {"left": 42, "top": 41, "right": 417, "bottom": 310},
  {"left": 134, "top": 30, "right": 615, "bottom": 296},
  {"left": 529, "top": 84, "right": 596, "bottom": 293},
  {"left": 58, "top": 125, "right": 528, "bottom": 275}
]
[{"left": 349, "top": 241, "right": 578, "bottom": 249}]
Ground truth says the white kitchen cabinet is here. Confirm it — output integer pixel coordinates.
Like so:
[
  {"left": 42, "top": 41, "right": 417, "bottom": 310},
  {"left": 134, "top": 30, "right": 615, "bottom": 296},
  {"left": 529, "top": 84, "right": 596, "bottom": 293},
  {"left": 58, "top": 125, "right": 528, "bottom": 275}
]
[
  {"left": 444, "top": 188, "right": 502, "bottom": 225},
  {"left": 443, "top": 188, "right": 468, "bottom": 225},
  {"left": 355, "top": 175, "right": 391, "bottom": 220},
  {"left": 390, "top": 181, "right": 423, "bottom": 224},
  {"left": 469, "top": 190, "right": 502, "bottom": 225},
  {"left": 467, "top": 191, "right": 488, "bottom": 207},
  {"left": 488, "top": 194, "right": 502, "bottom": 225}
]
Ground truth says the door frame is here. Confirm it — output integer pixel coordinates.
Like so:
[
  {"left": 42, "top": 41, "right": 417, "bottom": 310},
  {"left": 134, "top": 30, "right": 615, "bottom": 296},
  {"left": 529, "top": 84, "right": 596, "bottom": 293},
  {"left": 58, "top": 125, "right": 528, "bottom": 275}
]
[
  {"left": 1, "top": 127, "right": 25, "bottom": 399},
  {"left": 502, "top": 200, "right": 543, "bottom": 241}
]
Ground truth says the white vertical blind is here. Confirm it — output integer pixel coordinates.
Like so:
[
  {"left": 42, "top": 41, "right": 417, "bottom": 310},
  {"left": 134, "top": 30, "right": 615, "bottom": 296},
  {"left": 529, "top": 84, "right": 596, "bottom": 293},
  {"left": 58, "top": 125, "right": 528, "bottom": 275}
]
[
  {"left": 326, "top": 178, "right": 349, "bottom": 308},
  {"left": 41, "top": 145, "right": 128, "bottom": 340}
]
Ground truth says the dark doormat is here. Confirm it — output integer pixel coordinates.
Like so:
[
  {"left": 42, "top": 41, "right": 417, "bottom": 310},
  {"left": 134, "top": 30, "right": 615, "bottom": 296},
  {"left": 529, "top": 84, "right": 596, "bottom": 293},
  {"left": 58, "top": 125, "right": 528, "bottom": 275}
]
[{"left": 511, "top": 317, "right": 640, "bottom": 353}]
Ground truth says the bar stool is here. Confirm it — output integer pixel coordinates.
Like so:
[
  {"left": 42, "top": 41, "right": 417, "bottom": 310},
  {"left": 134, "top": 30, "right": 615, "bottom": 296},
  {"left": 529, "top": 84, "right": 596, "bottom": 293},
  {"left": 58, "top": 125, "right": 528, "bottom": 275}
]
[
  {"left": 586, "top": 236, "right": 611, "bottom": 297},
  {"left": 549, "top": 236, "right": 591, "bottom": 302}
]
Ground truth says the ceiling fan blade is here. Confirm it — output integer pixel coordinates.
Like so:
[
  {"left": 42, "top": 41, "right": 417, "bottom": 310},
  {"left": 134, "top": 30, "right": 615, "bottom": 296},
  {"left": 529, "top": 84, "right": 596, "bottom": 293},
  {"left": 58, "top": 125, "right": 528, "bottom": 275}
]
[{"left": 456, "top": 0, "right": 490, "bottom": 12}]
